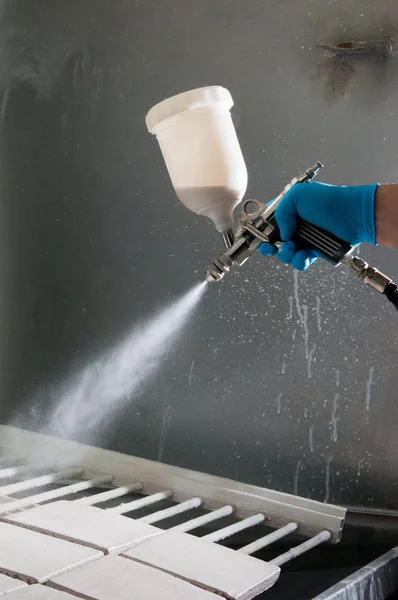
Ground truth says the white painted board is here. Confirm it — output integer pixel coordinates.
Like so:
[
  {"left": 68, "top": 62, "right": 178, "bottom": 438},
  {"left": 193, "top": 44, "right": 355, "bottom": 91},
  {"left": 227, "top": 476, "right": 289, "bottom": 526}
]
[
  {"left": 49, "top": 554, "right": 219, "bottom": 600},
  {"left": 4, "top": 501, "right": 161, "bottom": 553},
  {"left": 0, "top": 521, "right": 102, "bottom": 584},
  {"left": 123, "top": 530, "right": 280, "bottom": 600},
  {"left": 7, "top": 585, "right": 79, "bottom": 599},
  {"left": 0, "top": 574, "right": 26, "bottom": 597}
]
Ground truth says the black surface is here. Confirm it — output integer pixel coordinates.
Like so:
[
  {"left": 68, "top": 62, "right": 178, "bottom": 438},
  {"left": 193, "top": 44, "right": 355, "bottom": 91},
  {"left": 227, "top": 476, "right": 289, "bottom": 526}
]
[{"left": 1, "top": 0, "right": 398, "bottom": 510}]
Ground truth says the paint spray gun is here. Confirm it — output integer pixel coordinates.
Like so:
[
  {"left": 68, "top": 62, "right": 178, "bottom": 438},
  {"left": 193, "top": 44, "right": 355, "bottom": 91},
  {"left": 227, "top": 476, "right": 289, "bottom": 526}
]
[{"left": 146, "top": 86, "right": 398, "bottom": 311}]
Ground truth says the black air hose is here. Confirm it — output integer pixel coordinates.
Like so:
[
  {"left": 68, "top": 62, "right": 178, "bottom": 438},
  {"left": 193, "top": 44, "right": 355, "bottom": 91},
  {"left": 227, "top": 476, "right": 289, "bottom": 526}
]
[{"left": 384, "top": 282, "right": 398, "bottom": 312}]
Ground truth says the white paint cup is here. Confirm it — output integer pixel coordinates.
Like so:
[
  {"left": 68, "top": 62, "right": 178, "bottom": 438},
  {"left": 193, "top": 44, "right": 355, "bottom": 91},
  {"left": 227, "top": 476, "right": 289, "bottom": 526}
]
[{"left": 146, "top": 86, "right": 248, "bottom": 232}]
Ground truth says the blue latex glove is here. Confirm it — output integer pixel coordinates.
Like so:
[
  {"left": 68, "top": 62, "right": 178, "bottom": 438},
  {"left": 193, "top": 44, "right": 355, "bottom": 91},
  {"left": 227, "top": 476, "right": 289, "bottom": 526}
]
[{"left": 258, "top": 181, "right": 378, "bottom": 270}]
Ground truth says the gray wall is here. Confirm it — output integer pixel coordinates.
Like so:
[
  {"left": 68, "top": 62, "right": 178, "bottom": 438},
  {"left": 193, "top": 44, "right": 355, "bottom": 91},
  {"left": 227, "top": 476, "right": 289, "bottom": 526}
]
[{"left": 1, "top": 0, "right": 398, "bottom": 509}]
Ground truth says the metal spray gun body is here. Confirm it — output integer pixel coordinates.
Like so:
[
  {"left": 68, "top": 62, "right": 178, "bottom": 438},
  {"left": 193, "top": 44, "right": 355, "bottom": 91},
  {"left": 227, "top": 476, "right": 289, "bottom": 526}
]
[
  {"left": 146, "top": 86, "right": 398, "bottom": 310},
  {"left": 205, "top": 162, "right": 393, "bottom": 298}
]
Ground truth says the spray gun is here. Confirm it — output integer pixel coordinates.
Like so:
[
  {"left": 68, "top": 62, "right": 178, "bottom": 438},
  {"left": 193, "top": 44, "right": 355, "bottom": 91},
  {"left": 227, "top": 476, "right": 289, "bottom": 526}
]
[
  {"left": 146, "top": 86, "right": 398, "bottom": 311},
  {"left": 204, "top": 161, "right": 396, "bottom": 301}
]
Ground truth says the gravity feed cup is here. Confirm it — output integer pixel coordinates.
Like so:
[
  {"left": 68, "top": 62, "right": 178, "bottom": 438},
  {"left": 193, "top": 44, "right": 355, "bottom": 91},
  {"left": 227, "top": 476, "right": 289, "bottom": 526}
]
[{"left": 146, "top": 86, "right": 248, "bottom": 247}]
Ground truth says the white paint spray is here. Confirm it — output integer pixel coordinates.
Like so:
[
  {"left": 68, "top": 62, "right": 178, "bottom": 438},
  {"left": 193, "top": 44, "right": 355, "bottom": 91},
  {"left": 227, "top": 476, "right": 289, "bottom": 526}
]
[
  {"left": 331, "top": 393, "right": 340, "bottom": 442},
  {"left": 293, "top": 270, "right": 302, "bottom": 319},
  {"left": 302, "top": 305, "right": 309, "bottom": 359},
  {"left": 365, "top": 366, "right": 375, "bottom": 411},
  {"left": 294, "top": 460, "right": 302, "bottom": 496},
  {"left": 287, "top": 296, "right": 293, "bottom": 319},
  {"left": 307, "top": 343, "right": 317, "bottom": 379},
  {"left": 157, "top": 404, "right": 173, "bottom": 462},
  {"left": 293, "top": 270, "right": 309, "bottom": 358},
  {"left": 315, "top": 296, "right": 322, "bottom": 332},
  {"left": 325, "top": 455, "right": 333, "bottom": 503},
  {"left": 188, "top": 361, "right": 195, "bottom": 386},
  {"left": 38, "top": 283, "right": 206, "bottom": 442},
  {"left": 309, "top": 426, "right": 314, "bottom": 452},
  {"left": 335, "top": 370, "right": 340, "bottom": 387},
  {"left": 276, "top": 393, "right": 282, "bottom": 414}
]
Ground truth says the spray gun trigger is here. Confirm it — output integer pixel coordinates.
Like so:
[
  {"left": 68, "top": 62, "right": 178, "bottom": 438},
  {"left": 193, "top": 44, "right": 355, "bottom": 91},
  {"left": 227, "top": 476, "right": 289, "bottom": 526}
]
[{"left": 241, "top": 222, "right": 272, "bottom": 243}]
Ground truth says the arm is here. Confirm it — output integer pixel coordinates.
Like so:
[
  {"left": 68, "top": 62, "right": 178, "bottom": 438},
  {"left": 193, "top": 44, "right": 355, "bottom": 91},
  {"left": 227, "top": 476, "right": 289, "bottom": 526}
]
[{"left": 376, "top": 185, "right": 398, "bottom": 248}]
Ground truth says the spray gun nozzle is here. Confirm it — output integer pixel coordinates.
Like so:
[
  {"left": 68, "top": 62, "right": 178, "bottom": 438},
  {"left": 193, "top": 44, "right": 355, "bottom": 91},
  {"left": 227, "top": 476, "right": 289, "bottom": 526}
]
[
  {"left": 205, "top": 270, "right": 219, "bottom": 283},
  {"left": 205, "top": 262, "right": 228, "bottom": 283},
  {"left": 205, "top": 243, "right": 241, "bottom": 282}
]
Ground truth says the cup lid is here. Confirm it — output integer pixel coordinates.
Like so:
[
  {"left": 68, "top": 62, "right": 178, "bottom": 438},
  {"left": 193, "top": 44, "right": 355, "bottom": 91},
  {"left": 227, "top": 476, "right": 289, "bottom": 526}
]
[{"left": 145, "top": 86, "right": 233, "bottom": 134}]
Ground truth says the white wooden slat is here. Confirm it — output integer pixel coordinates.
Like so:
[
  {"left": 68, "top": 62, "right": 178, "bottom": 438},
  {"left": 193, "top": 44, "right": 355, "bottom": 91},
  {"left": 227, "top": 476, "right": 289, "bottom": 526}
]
[
  {"left": 0, "top": 467, "right": 28, "bottom": 481},
  {"left": 0, "top": 465, "right": 51, "bottom": 481},
  {"left": 4, "top": 501, "right": 162, "bottom": 554},
  {"left": 0, "top": 468, "right": 21, "bottom": 480},
  {"left": 270, "top": 530, "right": 332, "bottom": 567},
  {"left": 122, "top": 530, "right": 280, "bottom": 600},
  {"left": 0, "top": 469, "right": 85, "bottom": 496},
  {"left": 239, "top": 523, "right": 298, "bottom": 555},
  {"left": 172, "top": 505, "right": 234, "bottom": 533},
  {"left": 107, "top": 490, "right": 172, "bottom": 514},
  {"left": 74, "top": 483, "right": 142, "bottom": 505},
  {"left": 0, "top": 521, "right": 102, "bottom": 584},
  {"left": 0, "top": 457, "right": 23, "bottom": 469},
  {"left": 0, "top": 574, "right": 27, "bottom": 597},
  {"left": 203, "top": 513, "right": 265, "bottom": 543},
  {"left": 49, "top": 554, "right": 219, "bottom": 600},
  {"left": 6, "top": 585, "right": 79, "bottom": 599},
  {"left": 138, "top": 497, "right": 202, "bottom": 524},
  {"left": 0, "top": 476, "right": 112, "bottom": 514}
]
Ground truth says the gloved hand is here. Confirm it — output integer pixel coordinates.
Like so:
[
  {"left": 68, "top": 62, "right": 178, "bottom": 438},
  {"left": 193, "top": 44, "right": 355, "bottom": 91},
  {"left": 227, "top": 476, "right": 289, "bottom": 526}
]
[{"left": 259, "top": 181, "right": 378, "bottom": 270}]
